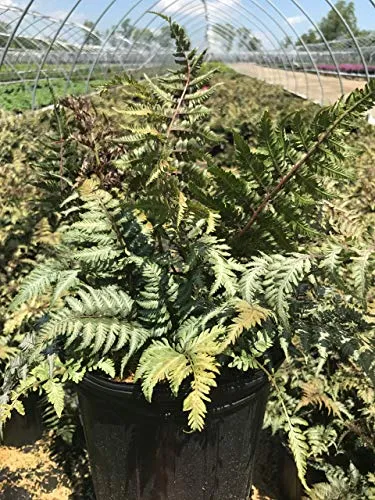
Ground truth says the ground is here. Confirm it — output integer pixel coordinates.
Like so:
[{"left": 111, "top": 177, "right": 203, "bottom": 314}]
[{"left": 230, "top": 62, "right": 375, "bottom": 120}]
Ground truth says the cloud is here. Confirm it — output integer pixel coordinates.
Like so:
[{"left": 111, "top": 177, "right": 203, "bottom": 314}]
[
  {"left": 286, "top": 15, "right": 306, "bottom": 26},
  {"left": 156, "top": 0, "right": 203, "bottom": 15},
  {"left": 45, "top": 9, "right": 86, "bottom": 25},
  {"left": 252, "top": 30, "right": 273, "bottom": 50},
  {"left": 0, "top": 0, "right": 21, "bottom": 7},
  {"left": 156, "top": 0, "right": 241, "bottom": 17},
  {"left": 50, "top": 10, "right": 71, "bottom": 20}
]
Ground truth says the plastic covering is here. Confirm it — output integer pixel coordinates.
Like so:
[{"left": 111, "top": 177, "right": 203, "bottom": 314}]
[{"left": 0, "top": 1, "right": 374, "bottom": 109}]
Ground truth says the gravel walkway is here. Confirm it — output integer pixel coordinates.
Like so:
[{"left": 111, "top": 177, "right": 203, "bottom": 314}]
[{"left": 230, "top": 63, "right": 375, "bottom": 121}]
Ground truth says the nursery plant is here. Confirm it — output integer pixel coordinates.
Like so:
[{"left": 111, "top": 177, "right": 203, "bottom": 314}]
[
  {"left": 1, "top": 14, "right": 374, "bottom": 495},
  {"left": 0, "top": 110, "right": 52, "bottom": 375},
  {"left": 263, "top": 120, "right": 375, "bottom": 498}
]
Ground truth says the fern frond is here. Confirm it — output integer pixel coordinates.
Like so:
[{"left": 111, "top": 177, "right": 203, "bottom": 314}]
[
  {"left": 320, "top": 244, "right": 343, "bottom": 275},
  {"left": 182, "top": 351, "right": 219, "bottom": 431},
  {"left": 137, "top": 325, "right": 223, "bottom": 431},
  {"left": 263, "top": 254, "right": 312, "bottom": 328},
  {"left": 305, "top": 425, "right": 338, "bottom": 458},
  {"left": 239, "top": 254, "right": 273, "bottom": 303},
  {"left": 143, "top": 74, "right": 173, "bottom": 104},
  {"left": 351, "top": 248, "right": 373, "bottom": 307},
  {"left": 288, "top": 417, "right": 310, "bottom": 490},
  {"left": 136, "top": 261, "right": 173, "bottom": 336},
  {"left": 224, "top": 300, "right": 270, "bottom": 347},
  {"left": 135, "top": 339, "right": 191, "bottom": 401},
  {"left": 43, "top": 379, "right": 65, "bottom": 418},
  {"left": 10, "top": 260, "right": 65, "bottom": 311},
  {"left": 37, "top": 286, "right": 138, "bottom": 359},
  {"left": 50, "top": 270, "right": 80, "bottom": 306},
  {"left": 177, "top": 191, "right": 187, "bottom": 228},
  {"left": 228, "top": 330, "right": 275, "bottom": 371},
  {"left": 197, "top": 236, "right": 244, "bottom": 297},
  {"left": 297, "top": 379, "right": 347, "bottom": 417}
]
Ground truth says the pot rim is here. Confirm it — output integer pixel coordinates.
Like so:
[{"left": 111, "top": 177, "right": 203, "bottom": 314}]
[{"left": 77, "top": 347, "right": 284, "bottom": 414}]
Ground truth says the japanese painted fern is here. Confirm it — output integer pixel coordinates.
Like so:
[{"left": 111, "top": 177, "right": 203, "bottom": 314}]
[{"left": 1, "top": 15, "right": 374, "bottom": 490}]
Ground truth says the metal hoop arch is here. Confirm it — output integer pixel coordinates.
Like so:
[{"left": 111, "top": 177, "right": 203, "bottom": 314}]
[{"left": 0, "top": 0, "right": 373, "bottom": 110}]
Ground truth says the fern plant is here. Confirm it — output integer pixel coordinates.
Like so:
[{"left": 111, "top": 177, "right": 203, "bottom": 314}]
[
  {"left": 262, "top": 117, "right": 375, "bottom": 497},
  {"left": 1, "top": 14, "right": 374, "bottom": 489},
  {"left": 265, "top": 351, "right": 375, "bottom": 498}
]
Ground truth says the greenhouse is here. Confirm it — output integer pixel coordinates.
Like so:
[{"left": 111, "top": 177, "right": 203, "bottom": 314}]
[
  {"left": 0, "top": 1, "right": 374, "bottom": 499},
  {"left": 0, "top": 0, "right": 374, "bottom": 110}
]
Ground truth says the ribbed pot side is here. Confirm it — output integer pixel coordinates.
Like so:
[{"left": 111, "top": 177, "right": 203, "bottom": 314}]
[{"left": 78, "top": 366, "right": 274, "bottom": 500}]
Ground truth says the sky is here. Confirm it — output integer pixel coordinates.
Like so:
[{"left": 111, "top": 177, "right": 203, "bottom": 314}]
[{"left": 2, "top": 0, "right": 374, "bottom": 49}]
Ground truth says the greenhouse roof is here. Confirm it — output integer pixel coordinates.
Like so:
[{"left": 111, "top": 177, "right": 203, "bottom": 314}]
[{"left": 0, "top": 1, "right": 373, "bottom": 110}]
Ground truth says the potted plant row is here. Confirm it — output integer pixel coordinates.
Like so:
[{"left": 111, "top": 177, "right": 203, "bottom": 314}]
[
  {"left": 1, "top": 14, "right": 374, "bottom": 500},
  {"left": 0, "top": 113, "right": 53, "bottom": 447}
]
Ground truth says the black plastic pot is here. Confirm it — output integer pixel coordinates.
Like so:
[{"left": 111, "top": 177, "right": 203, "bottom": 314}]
[
  {"left": 78, "top": 351, "right": 283, "bottom": 500},
  {"left": 2, "top": 392, "right": 43, "bottom": 447}
]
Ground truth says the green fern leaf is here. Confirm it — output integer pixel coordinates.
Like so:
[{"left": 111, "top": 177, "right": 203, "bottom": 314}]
[
  {"left": 351, "top": 248, "right": 373, "bottom": 307},
  {"left": 43, "top": 379, "right": 65, "bottom": 418},
  {"left": 136, "top": 339, "right": 191, "bottom": 401},
  {"left": 239, "top": 254, "right": 272, "bottom": 303},
  {"left": 10, "top": 260, "right": 64, "bottom": 311},
  {"left": 225, "top": 300, "right": 270, "bottom": 347},
  {"left": 182, "top": 350, "right": 220, "bottom": 431},
  {"left": 51, "top": 270, "right": 79, "bottom": 305},
  {"left": 263, "top": 254, "right": 312, "bottom": 328},
  {"left": 288, "top": 417, "right": 310, "bottom": 490},
  {"left": 91, "top": 359, "right": 116, "bottom": 379}
]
